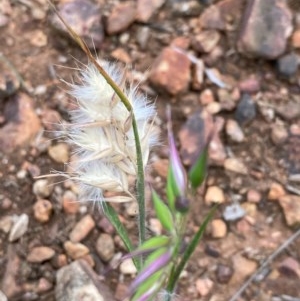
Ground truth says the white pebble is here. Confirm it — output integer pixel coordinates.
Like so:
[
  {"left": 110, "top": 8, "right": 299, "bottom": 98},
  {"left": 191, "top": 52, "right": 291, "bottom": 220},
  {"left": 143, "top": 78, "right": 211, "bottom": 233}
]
[{"left": 9, "top": 214, "right": 29, "bottom": 242}]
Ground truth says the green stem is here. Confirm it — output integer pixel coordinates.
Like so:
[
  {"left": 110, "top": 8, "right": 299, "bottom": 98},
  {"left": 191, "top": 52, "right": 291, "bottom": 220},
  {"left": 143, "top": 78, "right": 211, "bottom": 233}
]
[
  {"left": 103, "top": 203, "right": 141, "bottom": 270},
  {"left": 132, "top": 119, "right": 146, "bottom": 245},
  {"left": 166, "top": 206, "right": 217, "bottom": 295}
]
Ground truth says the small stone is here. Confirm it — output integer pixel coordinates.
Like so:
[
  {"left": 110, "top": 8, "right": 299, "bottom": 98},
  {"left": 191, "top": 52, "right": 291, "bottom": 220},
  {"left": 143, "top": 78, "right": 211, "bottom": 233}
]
[
  {"left": 98, "top": 217, "right": 115, "bottom": 235},
  {"left": 136, "top": 0, "right": 165, "bottom": 22},
  {"left": 40, "top": 108, "right": 61, "bottom": 131},
  {"left": 192, "top": 30, "right": 221, "bottom": 53},
  {"left": 235, "top": 93, "right": 256, "bottom": 125},
  {"left": 239, "top": 77, "right": 261, "bottom": 93},
  {"left": 53, "top": 254, "right": 68, "bottom": 268},
  {"left": 136, "top": 26, "right": 150, "bottom": 49},
  {"left": 226, "top": 119, "right": 244, "bottom": 142},
  {"left": 238, "top": 0, "right": 293, "bottom": 59},
  {"left": 241, "top": 202, "right": 257, "bottom": 218},
  {"left": 199, "top": 0, "right": 244, "bottom": 31},
  {"left": 0, "top": 216, "right": 13, "bottom": 233},
  {"left": 111, "top": 48, "right": 131, "bottom": 64},
  {"left": 196, "top": 278, "right": 213, "bottom": 297},
  {"left": 209, "top": 116, "right": 227, "bottom": 165},
  {"left": 217, "top": 89, "right": 236, "bottom": 111},
  {"left": 50, "top": 0, "right": 104, "bottom": 49},
  {"left": 126, "top": 201, "right": 138, "bottom": 217},
  {"left": 48, "top": 143, "right": 69, "bottom": 163},
  {"left": 27, "top": 246, "right": 55, "bottom": 263},
  {"left": 1, "top": 198, "right": 12, "bottom": 210},
  {"left": 172, "top": 0, "right": 203, "bottom": 17},
  {"left": 69, "top": 215, "right": 95, "bottom": 243},
  {"left": 0, "top": 291, "right": 7, "bottom": 301},
  {"left": 224, "top": 158, "right": 248, "bottom": 174},
  {"left": 277, "top": 53, "right": 299, "bottom": 77},
  {"left": 95, "top": 233, "right": 115, "bottom": 262},
  {"left": 205, "top": 186, "right": 225, "bottom": 205},
  {"left": 29, "top": 30, "right": 47, "bottom": 47},
  {"left": 64, "top": 241, "right": 89, "bottom": 259},
  {"left": 231, "top": 254, "right": 257, "bottom": 282},
  {"left": 8, "top": 214, "right": 29, "bottom": 242},
  {"left": 33, "top": 199, "right": 53, "bottom": 223},
  {"left": 200, "top": 89, "right": 215, "bottom": 105},
  {"left": 120, "top": 258, "right": 137, "bottom": 275},
  {"left": 292, "top": 29, "right": 300, "bottom": 48},
  {"left": 216, "top": 264, "right": 233, "bottom": 284},
  {"left": 0, "top": 93, "right": 41, "bottom": 153},
  {"left": 223, "top": 203, "right": 246, "bottom": 221},
  {"left": 211, "top": 219, "right": 227, "bottom": 238},
  {"left": 106, "top": 2, "right": 136, "bottom": 35},
  {"left": 62, "top": 190, "right": 80, "bottom": 214},
  {"left": 206, "top": 102, "right": 221, "bottom": 115},
  {"left": 276, "top": 102, "right": 300, "bottom": 120},
  {"left": 33, "top": 179, "right": 53, "bottom": 198},
  {"left": 36, "top": 277, "right": 53, "bottom": 293},
  {"left": 0, "top": 14, "right": 9, "bottom": 27},
  {"left": 268, "top": 182, "right": 286, "bottom": 201},
  {"left": 55, "top": 260, "right": 116, "bottom": 301},
  {"left": 278, "top": 257, "right": 300, "bottom": 278},
  {"left": 247, "top": 189, "right": 262, "bottom": 203},
  {"left": 149, "top": 218, "right": 162, "bottom": 235},
  {"left": 114, "top": 283, "right": 128, "bottom": 301},
  {"left": 271, "top": 125, "right": 288, "bottom": 145},
  {"left": 171, "top": 37, "right": 190, "bottom": 50},
  {"left": 149, "top": 47, "right": 191, "bottom": 95},
  {"left": 192, "top": 59, "right": 205, "bottom": 90},
  {"left": 236, "top": 218, "right": 251, "bottom": 234},
  {"left": 278, "top": 195, "right": 300, "bottom": 226}
]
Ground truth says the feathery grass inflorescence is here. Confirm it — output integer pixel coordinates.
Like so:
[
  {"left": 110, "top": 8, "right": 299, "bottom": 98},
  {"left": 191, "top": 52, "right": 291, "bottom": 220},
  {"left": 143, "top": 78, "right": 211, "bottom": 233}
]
[{"left": 64, "top": 60, "right": 157, "bottom": 205}]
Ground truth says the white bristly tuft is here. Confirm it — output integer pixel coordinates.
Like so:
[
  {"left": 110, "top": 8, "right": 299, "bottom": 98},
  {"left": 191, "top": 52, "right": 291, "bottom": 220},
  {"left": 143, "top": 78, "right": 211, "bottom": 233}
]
[{"left": 64, "top": 61, "right": 157, "bottom": 205}]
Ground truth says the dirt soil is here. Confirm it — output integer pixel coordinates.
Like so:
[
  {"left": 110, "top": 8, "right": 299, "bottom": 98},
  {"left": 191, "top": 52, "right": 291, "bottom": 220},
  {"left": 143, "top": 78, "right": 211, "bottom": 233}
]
[{"left": 1, "top": 0, "right": 300, "bottom": 301}]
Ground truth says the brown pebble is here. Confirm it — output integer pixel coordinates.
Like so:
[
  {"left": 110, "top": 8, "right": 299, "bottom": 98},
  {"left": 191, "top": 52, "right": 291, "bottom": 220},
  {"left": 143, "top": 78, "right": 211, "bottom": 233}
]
[
  {"left": 69, "top": 215, "right": 95, "bottom": 243},
  {"left": 64, "top": 241, "right": 89, "bottom": 259},
  {"left": 27, "top": 246, "right": 55, "bottom": 263},
  {"left": 271, "top": 125, "right": 288, "bottom": 145},
  {"left": 149, "top": 47, "right": 191, "bottom": 95},
  {"left": 268, "top": 182, "right": 285, "bottom": 201},
  {"left": 48, "top": 143, "right": 69, "bottom": 164},
  {"left": 205, "top": 186, "right": 225, "bottom": 205},
  {"left": 211, "top": 219, "right": 227, "bottom": 238},
  {"left": 1, "top": 197, "right": 12, "bottom": 209},
  {"left": 33, "top": 199, "right": 53, "bottom": 223},
  {"left": 216, "top": 264, "right": 233, "bottom": 284},
  {"left": 52, "top": 254, "right": 68, "bottom": 268},
  {"left": 96, "top": 233, "right": 115, "bottom": 262},
  {"left": 196, "top": 278, "right": 213, "bottom": 297},
  {"left": 62, "top": 190, "right": 80, "bottom": 214},
  {"left": 106, "top": 2, "right": 136, "bottom": 35},
  {"left": 292, "top": 29, "right": 300, "bottom": 48},
  {"left": 200, "top": 89, "right": 215, "bottom": 105},
  {"left": 247, "top": 189, "right": 262, "bottom": 203},
  {"left": 114, "top": 282, "right": 128, "bottom": 301},
  {"left": 36, "top": 277, "right": 53, "bottom": 293}
]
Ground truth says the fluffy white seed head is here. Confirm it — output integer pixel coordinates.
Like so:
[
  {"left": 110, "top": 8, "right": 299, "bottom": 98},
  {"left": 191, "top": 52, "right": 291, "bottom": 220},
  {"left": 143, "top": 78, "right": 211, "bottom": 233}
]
[{"left": 65, "top": 60, "right": 157, "bottom": 204}]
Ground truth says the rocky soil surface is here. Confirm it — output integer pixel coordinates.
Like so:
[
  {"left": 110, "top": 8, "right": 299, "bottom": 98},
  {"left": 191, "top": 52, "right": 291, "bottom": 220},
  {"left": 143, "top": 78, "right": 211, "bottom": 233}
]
[{"left": 1, "top": 0, "right": 300, "bottom": 300}]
